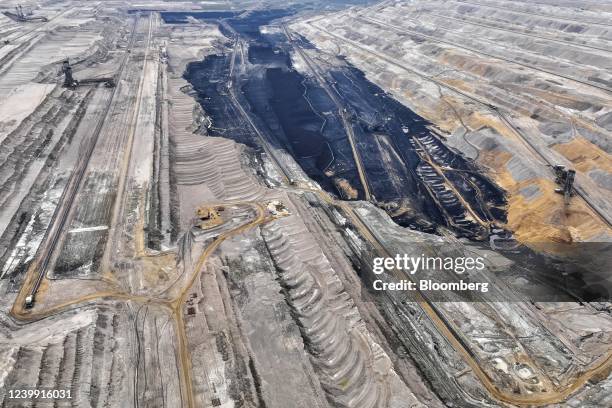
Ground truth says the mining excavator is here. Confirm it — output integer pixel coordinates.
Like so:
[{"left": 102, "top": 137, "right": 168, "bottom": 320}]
[
  {"left": 3, "top": 5, "right": 48, "bottom": 22},
  {"left": 551, "top": 164, "right": 576, "bottom": 204},
  {"left": 61, "top": 59, "right": 115, "bottom": 88}
]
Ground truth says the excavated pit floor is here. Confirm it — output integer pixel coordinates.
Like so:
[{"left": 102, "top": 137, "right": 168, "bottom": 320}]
[{"left": 178, "top": 9, "right": 508, "bottom": 240}]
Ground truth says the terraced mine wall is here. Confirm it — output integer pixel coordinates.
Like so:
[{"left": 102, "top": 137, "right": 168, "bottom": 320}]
[
  {"left": 292, "top": 0, "right": 612, "bottom": 244},
  {"left": 496, "top": 241, "right": 612, "bottom": 303},
  {"left": 183, "top": 55, "right": 266, "bottom": 148},
  {"left": 178, "top": 9, "right": 507, "bottom": 240},
  {"left": 157, "top": 11, "right": 238, "bottom": 23}
]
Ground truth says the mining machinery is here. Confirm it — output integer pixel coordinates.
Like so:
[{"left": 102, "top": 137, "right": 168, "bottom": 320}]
[
  {"left": 61, "top": 59, "right": 115, "bottom": 88},
  {"left": 62, "top": 59, "right": 78, "bottom": 87},
  {"left": 2, "top": 4, "right": 48, "bottom": 22},
  {"left": 552, "top": 164, "right": 576, "bottom": 204}
]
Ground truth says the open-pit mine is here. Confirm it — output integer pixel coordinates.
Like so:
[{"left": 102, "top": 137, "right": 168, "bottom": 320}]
[{"left": 0, "top": 1, "right": 611, "bottom": 407}]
